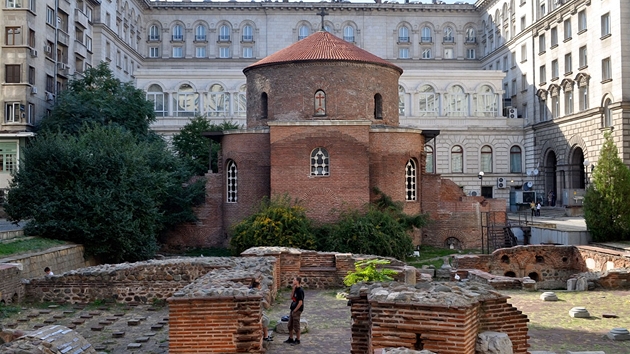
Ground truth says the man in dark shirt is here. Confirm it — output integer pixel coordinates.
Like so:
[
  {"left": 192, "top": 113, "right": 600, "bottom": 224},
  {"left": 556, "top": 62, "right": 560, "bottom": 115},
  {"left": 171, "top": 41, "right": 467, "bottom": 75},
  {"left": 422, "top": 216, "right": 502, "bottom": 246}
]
[{"left": 284, "top": 276, "right": 304, "bottom": 345}]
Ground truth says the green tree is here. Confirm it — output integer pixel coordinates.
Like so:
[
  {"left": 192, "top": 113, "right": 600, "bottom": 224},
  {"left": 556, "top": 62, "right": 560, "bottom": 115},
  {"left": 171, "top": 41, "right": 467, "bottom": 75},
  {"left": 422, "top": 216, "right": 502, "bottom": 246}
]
[
  {"left": 38, "top": 62, "right": 155, "bottom": 137},
  {"left": 5, "top": 63, "right": 205, "bottom": 262},
  {"left": 171, "top": 117, "right": 240, "bottom": 175},
  {"left": 584, "top": 131, "right": 630, "bottom": 241},
  {"left": 229, "top": 195, "right": 316, "bottom": 255}
]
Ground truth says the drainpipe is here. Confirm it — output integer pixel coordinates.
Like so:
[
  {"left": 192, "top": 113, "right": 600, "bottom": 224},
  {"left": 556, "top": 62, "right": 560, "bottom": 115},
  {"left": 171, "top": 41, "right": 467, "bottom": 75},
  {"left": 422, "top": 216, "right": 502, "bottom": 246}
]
[{"left": 54, "top": 0, "right": 59, "bottom": 96}]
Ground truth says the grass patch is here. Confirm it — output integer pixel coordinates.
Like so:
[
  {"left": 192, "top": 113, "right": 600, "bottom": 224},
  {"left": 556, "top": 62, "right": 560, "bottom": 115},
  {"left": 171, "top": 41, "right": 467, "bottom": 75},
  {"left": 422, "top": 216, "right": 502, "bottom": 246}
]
[
  {"left": 0, "top": 303, "right": 20, "bottom": 319},
  {"left": 407, "top": 258, "right": 445, "bottom": 269},
  {"left": 181, "top": 247, "right": 231, "bottom": 257},
  {"left": 0, "top": 237, "right": 67, "bottom": 257}
]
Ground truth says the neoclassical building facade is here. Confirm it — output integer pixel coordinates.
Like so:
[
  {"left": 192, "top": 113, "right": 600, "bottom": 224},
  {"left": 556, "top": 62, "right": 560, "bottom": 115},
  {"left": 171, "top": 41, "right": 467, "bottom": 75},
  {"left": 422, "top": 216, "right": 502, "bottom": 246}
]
[{"left": 2, "top": 0, "right": 628, "bottom": 207}]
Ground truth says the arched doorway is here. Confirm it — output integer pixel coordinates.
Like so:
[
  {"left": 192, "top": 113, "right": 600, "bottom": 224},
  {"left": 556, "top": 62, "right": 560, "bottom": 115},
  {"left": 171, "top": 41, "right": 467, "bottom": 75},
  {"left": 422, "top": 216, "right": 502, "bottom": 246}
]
[
  {"left": 569, "top": 147, "right": 586, "bottom": 189},
  {"left": 545, "top": 151, "right": 557, "bottom": 204}
]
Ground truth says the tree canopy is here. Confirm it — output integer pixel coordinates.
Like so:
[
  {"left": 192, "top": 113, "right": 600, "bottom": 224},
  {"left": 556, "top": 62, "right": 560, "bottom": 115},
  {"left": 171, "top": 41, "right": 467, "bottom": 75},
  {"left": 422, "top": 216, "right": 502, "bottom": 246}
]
[
  {"left": 584, "top": 131, "right": 630, "bottom": 241},
  {"left": 171, "top": 117, "right": 240, "bottom": 175},
  {"left": 5, "top": 63, "right": 204, "bottom": 263},
  {"left": 37, "top": 62, "right": 155, "bottom": 137}
]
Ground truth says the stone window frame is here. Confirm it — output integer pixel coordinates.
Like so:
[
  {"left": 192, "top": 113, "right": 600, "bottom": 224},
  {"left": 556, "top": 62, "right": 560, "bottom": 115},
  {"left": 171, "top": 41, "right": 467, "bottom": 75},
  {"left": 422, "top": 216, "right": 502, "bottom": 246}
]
[
  {"left": 405, "top": 159, "right": 417, "bottom": 201},
  {"left": 480, "top": 145, "right": 493, "bottom": 173},
  {"left": 450, "top": 145, "right": 464, "bottom": 174},
  {"left": 314, "top": 89, "right": 326, "bottom": 116},
  {"left": 310, "top": 147, "right": 330, "bottom": 177},
  {"left": 509, "top": 145, "right": 522, "bottom": 173},
  {"left": 226, "top": 159, "right": 238, "bottom": 203},
  {"left": 424, "top": 145, "right": 434, "bottom": 174}
]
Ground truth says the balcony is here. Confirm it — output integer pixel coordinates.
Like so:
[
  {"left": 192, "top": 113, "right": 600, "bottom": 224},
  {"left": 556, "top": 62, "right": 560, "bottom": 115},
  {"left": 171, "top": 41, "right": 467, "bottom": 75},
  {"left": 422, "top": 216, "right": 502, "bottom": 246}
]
[
  {"left": 74, "top": 8, "right": 89, "bottom": 29},
  {"left": 421, "top": 36, "right": 432, "bottom": 43},
  {"left": 398, "top": 36, "right": 410, "bottom": 44},
  {"left": 465, "top": 37, "right": 477, "bottom": 44},
  {"left": 74, "top": 40, "right": 87, "bottom": 58},
  {"left": 57, "top": 30, "right": 70, "bottom": 46},
  {"left": 443, "top": 36, "right": 454, "bottom": 43}
]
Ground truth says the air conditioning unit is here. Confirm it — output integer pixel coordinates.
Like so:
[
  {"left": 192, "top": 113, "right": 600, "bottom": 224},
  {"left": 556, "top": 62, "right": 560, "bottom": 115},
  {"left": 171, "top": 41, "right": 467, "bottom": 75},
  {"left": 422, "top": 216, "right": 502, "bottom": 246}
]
[
  {"left": 57, "top": 63, "right": 68, "bottom": 70},
  {"left": 497, "top": 177, "right": 507, "bottom": 189},
  {"left": 44, "top": 45, "right": 52, "bottom": 53},
  {"left": 31, "top": 86, "right": 38, "bottom": 94},
  {"left": 508, "top": 107, "right": 518, "bottom": 118},
  {"left": 46, "top": 92, "right": 55, "bottom": 101},
  {"left": 30, "top": 49, "right": 38, "bottom": 57}
]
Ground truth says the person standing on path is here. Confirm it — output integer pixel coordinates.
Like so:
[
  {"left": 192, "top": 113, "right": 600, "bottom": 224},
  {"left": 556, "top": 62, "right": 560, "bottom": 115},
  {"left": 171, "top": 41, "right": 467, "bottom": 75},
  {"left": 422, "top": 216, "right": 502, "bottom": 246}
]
[
  {"left": 284, "top": 276, "right": 304, "bottom": 346},
  {"left": 530, "top": 201, "right": 536, "bottom": 217},
  {"left": 536, "top": 202, "right": 541, "bottom": 216}
]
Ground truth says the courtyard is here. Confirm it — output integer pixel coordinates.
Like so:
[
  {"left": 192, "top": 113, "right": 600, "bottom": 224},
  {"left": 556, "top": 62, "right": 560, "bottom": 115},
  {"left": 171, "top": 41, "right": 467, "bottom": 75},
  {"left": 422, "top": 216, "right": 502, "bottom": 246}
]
[{"left": 2, "top": 287, "right": 629, "bottom": 353}]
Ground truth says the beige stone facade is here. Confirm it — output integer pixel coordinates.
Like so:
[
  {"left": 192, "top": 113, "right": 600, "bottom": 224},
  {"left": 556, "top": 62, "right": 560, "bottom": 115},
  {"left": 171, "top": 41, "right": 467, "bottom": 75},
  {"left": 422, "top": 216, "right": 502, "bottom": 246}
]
[{"left": 2, "top": 0, "right": 627, "bottom": 208}]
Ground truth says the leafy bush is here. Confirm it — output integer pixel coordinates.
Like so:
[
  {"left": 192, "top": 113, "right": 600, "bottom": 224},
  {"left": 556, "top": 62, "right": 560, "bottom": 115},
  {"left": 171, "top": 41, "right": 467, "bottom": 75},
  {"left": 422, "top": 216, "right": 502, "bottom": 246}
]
[
  {"left": 343, "top": 259, "right": 398, "bottom": 286},
  {"left": 229, "top": 195, "right": 316, "bottom": 255},
  {"left": 316, "top": 188, "right": 428, "bottom": 259},
  {"left": 584, "top": 131, "right": 630, "bottom": 241}
]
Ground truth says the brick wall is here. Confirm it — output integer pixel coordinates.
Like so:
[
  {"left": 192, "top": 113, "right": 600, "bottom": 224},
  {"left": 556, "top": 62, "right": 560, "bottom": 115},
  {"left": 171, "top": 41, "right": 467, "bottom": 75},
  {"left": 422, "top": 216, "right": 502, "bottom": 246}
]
[
  {"left": 169, "top": 296, "right": 264, "bottom": 354},
  {"left": 478, "top": 297, "right": 530, "bottom": 354},
  {"left": 245, "top": 62, "right": 401, "bottom": 128},
  {"left": 0, "top": 264, "right": 23, "bottom": 304},
  {"left": 25, "top": 261, "right": 224, "bottom": 304},
  {"left": 577, "top": 246, "right": 630, "bottom": 271},
  {"left": 162, "top": 173, "right": 226, "bottom": 249},
  {"left": 420, "top": 175, "right": 507, "bottom": 249}
]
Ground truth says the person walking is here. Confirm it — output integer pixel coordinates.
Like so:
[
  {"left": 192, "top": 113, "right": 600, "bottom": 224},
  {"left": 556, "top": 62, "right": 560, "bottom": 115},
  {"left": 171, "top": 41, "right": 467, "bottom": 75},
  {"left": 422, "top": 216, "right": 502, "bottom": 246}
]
[
  {"left": 284, "top": 276, "right": 304, "bottom": 346},
  {"left": 530, "top": 201, "right": 536, "bottom": 217},
  {"left": 536, "top": 202, "right": 541, "bottom": 216}
]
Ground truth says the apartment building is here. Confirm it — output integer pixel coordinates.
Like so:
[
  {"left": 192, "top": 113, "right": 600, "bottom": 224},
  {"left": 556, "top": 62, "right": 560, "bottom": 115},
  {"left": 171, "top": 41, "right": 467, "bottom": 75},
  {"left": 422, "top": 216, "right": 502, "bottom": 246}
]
[{"left": 2, "top": 0, "right": 627, "bottom": 207}]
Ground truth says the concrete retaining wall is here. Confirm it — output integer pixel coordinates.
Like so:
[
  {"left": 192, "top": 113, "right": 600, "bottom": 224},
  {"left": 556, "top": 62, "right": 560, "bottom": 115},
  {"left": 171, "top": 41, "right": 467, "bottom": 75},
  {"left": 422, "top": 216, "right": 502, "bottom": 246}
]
[{"left": 0, "top": 244, "right": 95, "bottom": 280}]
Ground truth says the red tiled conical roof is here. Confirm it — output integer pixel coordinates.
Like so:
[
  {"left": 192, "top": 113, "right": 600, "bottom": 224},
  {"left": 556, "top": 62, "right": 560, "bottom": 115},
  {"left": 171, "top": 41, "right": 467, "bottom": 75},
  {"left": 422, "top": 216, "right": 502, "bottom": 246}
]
[{"left": 244, "top": 31, "right": 402, "bottom": 74}]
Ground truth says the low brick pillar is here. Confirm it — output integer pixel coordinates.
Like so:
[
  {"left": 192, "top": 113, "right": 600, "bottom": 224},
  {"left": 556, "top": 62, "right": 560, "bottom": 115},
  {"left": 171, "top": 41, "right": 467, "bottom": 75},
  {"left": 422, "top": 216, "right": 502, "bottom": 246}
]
[
  {"left": 169, "top": 295, "right": 264, "bottom": 353},
  {"left": 348, "top": 287, "right": 370, "bottom": 354}
]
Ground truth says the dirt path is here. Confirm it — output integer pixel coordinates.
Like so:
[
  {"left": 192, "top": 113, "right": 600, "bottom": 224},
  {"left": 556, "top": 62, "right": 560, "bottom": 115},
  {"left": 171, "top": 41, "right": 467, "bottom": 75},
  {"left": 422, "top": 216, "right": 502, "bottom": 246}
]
[{"left": 265, "top": 289, "right": 351, "bottom": 354}]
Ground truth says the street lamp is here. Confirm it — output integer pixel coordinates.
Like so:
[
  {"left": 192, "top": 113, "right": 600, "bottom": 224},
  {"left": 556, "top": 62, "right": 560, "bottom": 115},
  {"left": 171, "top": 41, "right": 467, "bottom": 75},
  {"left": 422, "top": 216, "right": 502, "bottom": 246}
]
[
  {"left": 583, "top": 160, "right": 590, "bottom": 187},
  {"left": 478, "top": 171, "right": 484, "bottom": 196}
]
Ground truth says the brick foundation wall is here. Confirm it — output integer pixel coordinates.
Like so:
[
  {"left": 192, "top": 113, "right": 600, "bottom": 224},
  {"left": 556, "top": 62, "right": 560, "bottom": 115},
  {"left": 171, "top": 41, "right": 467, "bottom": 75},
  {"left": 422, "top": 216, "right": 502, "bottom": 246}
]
[
  {"left": 478, "top": 297, "right": 530, "bottom": 354},
  {"left": 348, "top": 291, "right": 370, "bottom": 354},
  {"left": 0, "top": 264, "right": 23, "bottom": 304},
  {"left": 577, "top": 246, "right": 630, "bottom": 271},
  {"left": 169, "top": 295, "right": 264, "bottom": 354},
  {"left": 25, "top": 261, "right": 226, "bottom": 304},
  {"left": 597, "top": 270, "right": 630, "bottom": 289}
]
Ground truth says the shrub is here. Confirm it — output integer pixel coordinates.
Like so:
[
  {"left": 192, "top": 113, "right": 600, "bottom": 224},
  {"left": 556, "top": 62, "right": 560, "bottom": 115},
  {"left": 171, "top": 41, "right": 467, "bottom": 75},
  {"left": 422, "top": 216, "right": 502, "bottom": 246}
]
[
  {"left": 343, "top": 259, "right": 398, "bottom": 286},
  {"left": 316, "top": 188, "right": 428, "bottom": 259},
  {"left": 229, "top": 195, "right": 316, "bottom": 255}
]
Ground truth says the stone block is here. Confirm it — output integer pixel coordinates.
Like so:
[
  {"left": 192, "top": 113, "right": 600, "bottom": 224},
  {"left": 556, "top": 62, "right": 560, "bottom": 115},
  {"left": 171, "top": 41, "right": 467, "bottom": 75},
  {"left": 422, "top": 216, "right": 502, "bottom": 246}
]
[
  {"left": 567, "top": 278, "right": 577, "bottom": 291},
  {"left": 575, "top": 277, "right": 588, "bottom": 291},
  {"left": 607, "top": 327, "right": 630, "bottom": 341},
  {"left": 539, "top": 292, "right": 558, "bottom": 301},
  {"left": 569, "top": 307, "right": 590, "bottom": 318},
  {"left": 434, "top": 269, "right": 451, "bottom": 279},
  {"left": 476, "top": 331, "right": 513, "bottom": 354},
  {"left": 416, "top": 268, "right": 435, "bottom": 277},
  {"left": 274, "top": 318, "right": 308, "bottom": 334}
]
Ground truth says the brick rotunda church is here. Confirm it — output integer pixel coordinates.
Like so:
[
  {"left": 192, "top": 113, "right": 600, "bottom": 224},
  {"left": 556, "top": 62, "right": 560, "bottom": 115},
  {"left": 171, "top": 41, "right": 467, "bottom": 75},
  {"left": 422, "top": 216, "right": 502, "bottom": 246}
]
[{"left": 167, "top": 29, "right": 506, "bottom": 249}]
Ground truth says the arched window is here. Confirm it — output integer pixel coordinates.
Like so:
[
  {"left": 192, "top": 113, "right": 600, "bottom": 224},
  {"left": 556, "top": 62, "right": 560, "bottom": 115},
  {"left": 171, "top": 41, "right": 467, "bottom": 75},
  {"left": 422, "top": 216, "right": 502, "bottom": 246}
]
[
  {"left": 226, "top": 160, "right": 238, "bottom": 203},
  {"left": 374, "top": 94, "right": 383, "bottom": 119},
  {"left": 242, "top": 25, "right": 253, "bottom": 42},
  {"left": 418, "top": 85, "right": 437, "bottom": 116},
  {"left": 465, "top": 28, "right": 476, "bottom": 43},
  {"left": 481, "top": 145, "right": 493, "bottom": 173},
  {"left": 445, "top": 85, "right": 467, "bottom": 116},
  {"left": 510, "top": 146, "right": 522, "bottom": 173},
  {"left": 206, "top": 84, "right": 229, "bottom": 117},
  {"left": 405, "top": 159, "right": 417, "bottom": 201},
  {"left": 146, "top": 84, "right": 166, "bottom": 117},
  {"left": 603, "top": 98, "right": 612, "bottom": 127},
  {"left": 149, "top": 25, "right": 160, "bottom": 41},
  {"left": 398, "top": 85, "right": 405, "bottom": 116},
  {"left": 314, "top": 90, "right": 326, "bottom": 116},
  {"left": 261, "top": 92, "right": 268, "bottom": 119},
  {"left": 425, "top": 145, "right": 434, "bottom": 173},
  {"left": 474, "top": 85, "right": 497, "bottom": 117},
  {"left": 195, "top": 25, "right": 206, "bottom": 41},
  {"left": 451, "top": 145, "right": 463, "bottom": 173},
  {"left": 219, "top": 25, "right": 231, "bottom": 41},
  {"left": 298, "top": 25, "right": 310, "bottom": 40},
  {"left": 343, "top": 26, "right": 354, "bottom": 42},
  {"left": 551, "top": 88, "right": 560, "bottom": 119},
  {"left": 564, "top": 86, "right": 573, "bottom": 115},
  {"left": 421, "top": 26, "right": 432, "bottom": 42},
  {"left": 579, "top": 78, "right": 589, "bottom": 111},
  {"left": 443, "top": 26, "right": 454, "bottom": 42},
  {"left": 421, "top": 48, "right": 432, "bottom": 59},
  {"left": 398, "top": 26, "right": 410, "bottom": 43},
  {"left": 172, "top": 25, "right": 183, "bottom": 41},
  {"left": 173, "top": 84, "right": 199, "bottom": 117},
  {"left": 310, "top": 147, "right": 330, "bottom": 176},
  {"left": 235, "top": 84, "right": 246, "bottom": 117}
]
